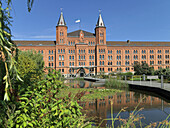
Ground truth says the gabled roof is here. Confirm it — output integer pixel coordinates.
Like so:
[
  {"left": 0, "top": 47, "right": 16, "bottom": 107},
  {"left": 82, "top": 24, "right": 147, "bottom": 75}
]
[
  {"left": 14, "top": 40, "right": 56, "bottom": 46},
  {"left": 67, "top": 30, "right": 95, "bottom": 37},
  {"left": 106, "top": 41, "right": 170, "bottom": 46},
  {"left": 57, "top": 11, "right": 66, "bottom": 26},
  {"left": 96, "top": 14, "right": 105, "bottom": 27}
]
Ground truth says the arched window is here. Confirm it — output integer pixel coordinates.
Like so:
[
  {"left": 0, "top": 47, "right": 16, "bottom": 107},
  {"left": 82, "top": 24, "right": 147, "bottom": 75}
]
[
  {"left": 92, "top": 56, "right": 94, "bottom": 60},
  {"left": 102, "top": 61, "right": 104, "bottom": 65},
  {"left": 89, "top": 56, "right": 91, "bottom": 60},
  {"left": 49, "top": 50, "right": 51, "bottom": 54},
  {"left": 52, "top": 56, "right": 53, "bottom": 61},
  {"left": 49, "top": 56, "right": 50, "bottom": 61}
]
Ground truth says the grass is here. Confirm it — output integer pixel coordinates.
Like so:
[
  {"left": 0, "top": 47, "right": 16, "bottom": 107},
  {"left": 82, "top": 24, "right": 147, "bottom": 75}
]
[
  {"left": 105, "top": 78, "right": 128, "bottom": 89},
  {"left": 56, "top": 87, "right": 122, "bottom": 101}
]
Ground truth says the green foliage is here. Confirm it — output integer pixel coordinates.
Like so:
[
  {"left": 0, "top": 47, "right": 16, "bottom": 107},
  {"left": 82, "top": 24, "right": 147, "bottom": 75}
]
[
  {"left": 0, "top": 70, "right": 91, "bottom": 128},
  {"left": 105, "top": 78, "right": 128, "bottom": 89},
  {"left": 98, "top": 71, "right": 109, "bottom": 79},
  {"left": 15, "top": 50, "right": 44, "bottom": 96},
  {"left": 16, "top": 50, "right": 44, "bottom": 83},
  {"left": 134, "top": 62, "right": 154, "bottom": 75},
  {"left": 154, "top": 68, "right": 170, "bottom": 81},
  {"left": 0, "top": 1, "right": 21, "bottom": 101},
  {"left": 56, "top": 87, "right": 122, "bottom": 101}
]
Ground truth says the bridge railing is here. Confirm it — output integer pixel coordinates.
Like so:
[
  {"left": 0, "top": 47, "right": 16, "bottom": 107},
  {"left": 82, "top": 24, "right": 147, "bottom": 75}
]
[{"left": 116, "top": 74, "right": 169, "bottom": 90}]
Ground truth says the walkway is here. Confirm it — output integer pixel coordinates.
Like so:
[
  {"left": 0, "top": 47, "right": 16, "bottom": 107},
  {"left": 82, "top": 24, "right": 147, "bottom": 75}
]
[{"left": 126, "top": 80, "right": 170, "bottom": 92}]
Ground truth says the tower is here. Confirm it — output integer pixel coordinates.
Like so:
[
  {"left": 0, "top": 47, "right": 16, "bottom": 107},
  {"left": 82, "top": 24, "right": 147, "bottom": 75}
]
[
  {"left": 95, "top": 12, "right": 106, "bottom": 45},
  {"left": 56, "top": 10, "right": 67, "bottom": 44}
]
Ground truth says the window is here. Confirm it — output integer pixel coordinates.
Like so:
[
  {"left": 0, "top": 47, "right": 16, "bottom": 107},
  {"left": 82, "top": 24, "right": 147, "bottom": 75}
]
[
  {"left": 62, "top": 55, "right": 64, "bottom": 60},
  {"left": 102, "top": 55, "right": 104, "bottom": 60},
  {"left": 41, "top": 50, "right": 43, "bottom": 54},
  {"left": 92, "top": 56, "right": 94, "bottom": 60},
  {"left": 89, "top": 50, "right": 90, "bottom": 53},
  {"left": 63, "top": 49, "right": 65, "bottom": 53},
  {"left": 69, "top": 50, "right": 70, "bottom": 54},
  {"left": 59, "top": 62, "right": 61, "bottom": 67},
  {"left": 49, "top": 50, "right": 51, "bottom": 54},
  {"left": 89, "top": 56, "right": 91, "bottom": 60},
  {"left": 69, "top": 56, "right": 71, "bottom": 60},
  {"left": 102, "top": 61, "right": 104, "bottom": 65},
  {"left": 59, "top": 55, "right": 61, "bottom": 60},
  {"left": 49, "top": 63, "right": 51, "bottom": 67},
  {"left": 92, "top": 62, "right": 94, "bottom": 65},
  {"left": 52, "top": 50, "right": 53, "bottom": 54},
  {"left": 62, "top": 62, "right": 64, "bottom": 66},
  {"left": 72, "top": 56, "right": 74, "bottom": 60},
  {"left": 69, "top": 62, "right": 71, "bottom": 66},
  {"left": 89, "top": 62, "right": 91, "bottom": 66},
  {"left": 58, "top": 49, "right": 60, "bottom": 53},
  {"left": 51, "top": 63, "right": 53, "bottom": 67},
  {"left": 52, "top": 56, "right": 53, "bottom": 61},
  {"left": 100, "top": 55, "right": 101, "bottom": 60},
  {"left": 72, "top": 62, "right": 74, "bottom": 66},
  {"left": 49, "top": 56, "right": 50, "bottom": 61}
]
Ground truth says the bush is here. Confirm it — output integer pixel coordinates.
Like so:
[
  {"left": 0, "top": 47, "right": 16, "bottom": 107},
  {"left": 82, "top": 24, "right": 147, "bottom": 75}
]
[
  {"left": 0, "top": 70, "right": 90, "bottom": 127},
  {"left": 105, "top": 78, "right": 128, "bottom": 89}
]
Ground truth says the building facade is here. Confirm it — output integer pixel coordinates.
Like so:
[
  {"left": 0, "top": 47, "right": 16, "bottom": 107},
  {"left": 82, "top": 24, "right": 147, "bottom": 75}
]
[{"left": 15, "top": 11, "right": 170, "bottom": 77}]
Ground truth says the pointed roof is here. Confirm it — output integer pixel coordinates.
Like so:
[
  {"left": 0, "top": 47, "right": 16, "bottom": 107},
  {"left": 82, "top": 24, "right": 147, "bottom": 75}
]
[
  {"left": 57, "top": 11, "right": 66, "bottom": 26},
  {"left": 68, "top": 30, "right": 95, "bottom": 37},
  {"left": 96, "top": 13, "right": 105, "bottom": 27}
]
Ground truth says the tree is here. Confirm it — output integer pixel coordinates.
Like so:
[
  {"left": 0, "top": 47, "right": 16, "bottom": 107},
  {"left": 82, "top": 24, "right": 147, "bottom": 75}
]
[
  {"left": 134, "top": 62, "right": 153, "bottom": 75},
  {"left": 0, "top": 0, "right": 34, "bottom": 100},
  {"left": 16, "top": 50, "right": 44, "bottom": 95}
]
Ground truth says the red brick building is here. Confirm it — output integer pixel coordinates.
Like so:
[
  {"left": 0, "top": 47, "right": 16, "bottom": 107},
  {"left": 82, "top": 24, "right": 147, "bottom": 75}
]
[{"left": 15, "top": 11, "right": 170, "bottom": 77}]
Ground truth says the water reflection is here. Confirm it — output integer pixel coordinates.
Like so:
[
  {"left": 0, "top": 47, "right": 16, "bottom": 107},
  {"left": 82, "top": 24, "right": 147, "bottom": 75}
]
[{"left": 65, "top": 79, "right": 170, "bottom": 127}]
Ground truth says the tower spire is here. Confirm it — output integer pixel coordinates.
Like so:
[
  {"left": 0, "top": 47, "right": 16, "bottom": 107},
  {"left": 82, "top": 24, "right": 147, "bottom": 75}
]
[
  {"left": 96, "top": 10, "right": 105, "bottom": 27},
  {"left": 57, "top": 9, "right": 66, "bottom": 26}
]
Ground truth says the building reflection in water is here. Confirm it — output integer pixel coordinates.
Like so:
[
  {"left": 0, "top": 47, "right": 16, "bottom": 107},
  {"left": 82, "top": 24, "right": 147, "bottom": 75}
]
[{"left": 65, "top": 80, "right": 170, "bottom": 127}]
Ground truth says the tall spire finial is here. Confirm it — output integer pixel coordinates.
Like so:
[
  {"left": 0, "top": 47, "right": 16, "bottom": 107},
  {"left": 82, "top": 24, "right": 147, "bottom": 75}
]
[
  {"left": 60, "top": 8, "right": 63, "bottom": 12},
  {"left": 99, "top": 9, "right": 101, "bottom": 14},
  {"left": 57, "top": 8, "right": 66, "bottom": 26},
  {"left": 96, "top": 10, "right": 105, "bottom": 27}
]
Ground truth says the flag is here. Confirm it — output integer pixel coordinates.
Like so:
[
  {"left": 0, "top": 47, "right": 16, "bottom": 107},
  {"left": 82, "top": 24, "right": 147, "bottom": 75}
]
[{"left": 75, "top": 19, "right": 80, "bottom": 23}]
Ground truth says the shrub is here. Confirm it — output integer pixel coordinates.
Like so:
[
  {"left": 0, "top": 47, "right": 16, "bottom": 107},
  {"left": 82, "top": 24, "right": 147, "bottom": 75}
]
[
  {"left": 105, "top": 78, "right": 128, "bottom": 89},
  {"left": 0, "top": 70, "right": 91, "bottom": 127}
]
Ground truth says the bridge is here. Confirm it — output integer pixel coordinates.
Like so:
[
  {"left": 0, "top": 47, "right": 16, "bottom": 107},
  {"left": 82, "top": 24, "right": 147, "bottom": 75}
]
[{"left": 83, "top": 75, "right": 170, "bottom": 100}]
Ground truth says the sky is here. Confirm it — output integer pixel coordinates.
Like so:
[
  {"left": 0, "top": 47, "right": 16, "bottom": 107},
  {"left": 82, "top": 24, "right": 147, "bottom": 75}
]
[{"left": 10, "top": 0, "right": 170, "bottom": 41}]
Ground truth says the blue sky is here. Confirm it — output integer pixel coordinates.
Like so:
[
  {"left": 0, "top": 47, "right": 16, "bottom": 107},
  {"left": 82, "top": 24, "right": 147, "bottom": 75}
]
[{"left": 11, "top": 0, "right": 170, "bottom": 41}]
